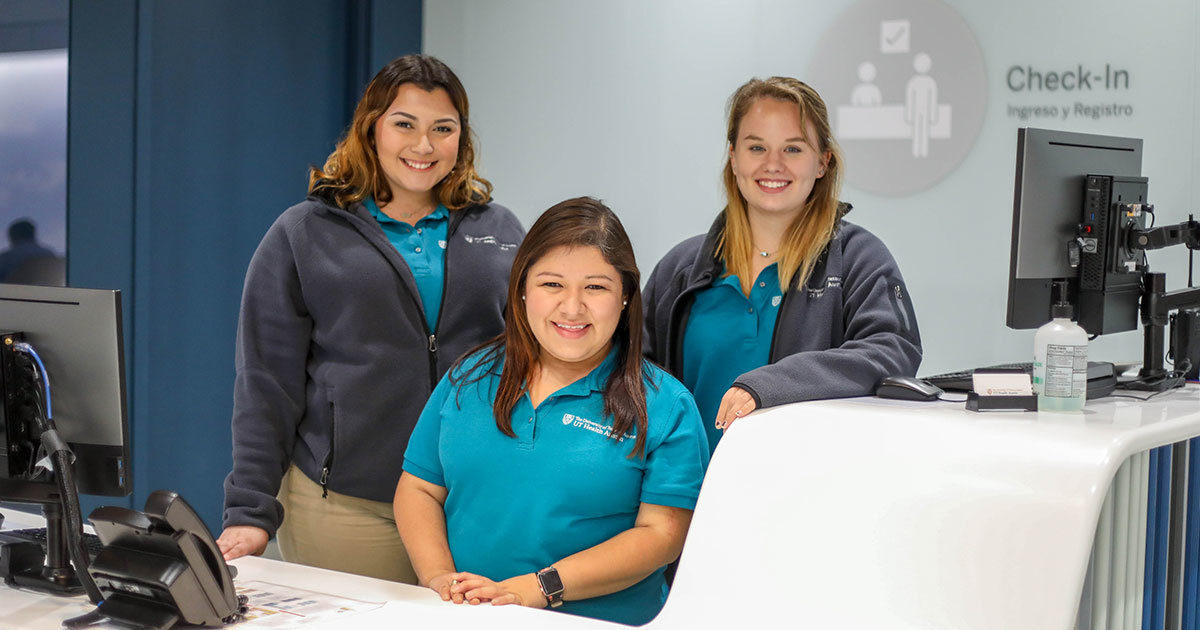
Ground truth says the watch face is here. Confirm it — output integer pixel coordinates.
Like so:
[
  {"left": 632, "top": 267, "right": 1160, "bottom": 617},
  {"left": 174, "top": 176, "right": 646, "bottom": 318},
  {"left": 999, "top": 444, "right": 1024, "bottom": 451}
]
[{"left": 538, "top": 568, "right": 564, "bottom": 594}]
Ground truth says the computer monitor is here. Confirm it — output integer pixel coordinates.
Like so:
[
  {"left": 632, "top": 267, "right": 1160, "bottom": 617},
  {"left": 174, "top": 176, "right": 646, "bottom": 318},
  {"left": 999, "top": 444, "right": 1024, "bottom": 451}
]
[
  {"left": 1007, "top": 128, "right": 1144, "bottom": 334},
  {"left": 0, "top": 283, "right": 130, "bottom": 497}
]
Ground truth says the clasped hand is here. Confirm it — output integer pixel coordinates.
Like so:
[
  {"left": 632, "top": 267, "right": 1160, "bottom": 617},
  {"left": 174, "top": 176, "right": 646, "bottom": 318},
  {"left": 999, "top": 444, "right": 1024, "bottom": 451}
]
[{"left": 428, "top": 571, "right": 546, "bottom": 608}]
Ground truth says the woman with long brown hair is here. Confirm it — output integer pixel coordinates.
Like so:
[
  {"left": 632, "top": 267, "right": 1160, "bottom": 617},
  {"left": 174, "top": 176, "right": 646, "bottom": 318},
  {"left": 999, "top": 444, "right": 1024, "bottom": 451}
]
[
  {"left": 394, "top": 197, "right": 708, "bottom": 625},
  {"left": 644, "top": 76, "right": 922, "bottom": 454},
  {"left": 217, "top": 54, "right": 524, "bottom": 582}
]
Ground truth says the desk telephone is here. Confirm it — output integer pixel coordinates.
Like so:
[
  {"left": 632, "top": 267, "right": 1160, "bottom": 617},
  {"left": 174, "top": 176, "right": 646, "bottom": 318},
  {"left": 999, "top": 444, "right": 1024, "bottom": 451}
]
[{"left": 65, "top": 490, "right": 247, "bottom": 629}]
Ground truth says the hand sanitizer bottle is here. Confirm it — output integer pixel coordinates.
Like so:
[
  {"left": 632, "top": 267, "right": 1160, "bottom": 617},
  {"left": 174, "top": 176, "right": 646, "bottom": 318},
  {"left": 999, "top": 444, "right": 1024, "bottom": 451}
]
[{"left": 1033, "top": 281, "right": 1088, "bottom": 412}]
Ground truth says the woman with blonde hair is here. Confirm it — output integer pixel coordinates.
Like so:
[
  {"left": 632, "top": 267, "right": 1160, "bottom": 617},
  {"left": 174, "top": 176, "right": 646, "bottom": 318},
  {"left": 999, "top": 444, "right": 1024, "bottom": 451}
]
[
  {"left": 644, "top": 76, "right": 921, "bottom": 454},
  {"left": 217, "top": 54, "right": 524, "bottom": 582}
]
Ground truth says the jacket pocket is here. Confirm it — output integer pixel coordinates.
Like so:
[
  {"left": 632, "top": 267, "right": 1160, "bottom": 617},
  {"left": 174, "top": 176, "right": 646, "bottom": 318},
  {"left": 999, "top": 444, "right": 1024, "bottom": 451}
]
[{"left": 320, "top": 388, "right": 336, "bottom": 498}]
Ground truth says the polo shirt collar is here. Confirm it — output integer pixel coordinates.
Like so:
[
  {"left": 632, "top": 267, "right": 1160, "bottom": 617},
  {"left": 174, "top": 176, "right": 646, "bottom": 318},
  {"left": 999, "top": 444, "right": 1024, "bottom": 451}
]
[
  {"left": 365, "top": 197, "right": 449, "bottom": 224},
  {"left": 553, "top": 346, "right": 621, "bottom": 397},
  {"left": 713, "top": 261, "right": 778, "bottom": 289}
]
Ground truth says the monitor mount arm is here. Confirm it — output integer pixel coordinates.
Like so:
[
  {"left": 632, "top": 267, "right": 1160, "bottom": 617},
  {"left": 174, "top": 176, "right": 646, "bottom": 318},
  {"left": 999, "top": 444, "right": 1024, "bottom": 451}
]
[
  {"left": 1127, "top": 218, "right": 1200, "bottom": 252},
  {"left": 1125, "top": 218, "right": 1200, "bottom": 387}
]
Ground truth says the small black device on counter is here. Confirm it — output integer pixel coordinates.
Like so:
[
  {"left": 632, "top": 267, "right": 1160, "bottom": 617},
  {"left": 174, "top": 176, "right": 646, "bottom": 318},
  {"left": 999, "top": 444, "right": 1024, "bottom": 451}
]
[
  {"left": 966, "top": 391, "right": 1038, "bottom": 412},
  {"left": 63, "top": 490, "right": 247, "bottom": 630},
  {"left": 875, "top": 375, "right": 944, "bottom": 401},
  {"left": 1171, "top": 308, "right": 1200, "bottom": 380}
]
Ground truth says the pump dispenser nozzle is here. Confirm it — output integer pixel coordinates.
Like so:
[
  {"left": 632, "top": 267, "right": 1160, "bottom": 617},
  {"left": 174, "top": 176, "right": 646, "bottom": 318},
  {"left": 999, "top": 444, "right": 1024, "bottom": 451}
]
[{"left": 1050, "top": 280, "right": 1073, "bottom": 320}]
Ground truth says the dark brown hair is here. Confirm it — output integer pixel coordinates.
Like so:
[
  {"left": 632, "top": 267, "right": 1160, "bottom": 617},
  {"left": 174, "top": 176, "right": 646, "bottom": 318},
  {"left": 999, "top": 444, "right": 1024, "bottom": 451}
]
[
  {"left": 456, "top": 197, "right": 650, "bottom": 457},
  {"left": 308, "top": 54, "right": 492, "bottom": 209}
]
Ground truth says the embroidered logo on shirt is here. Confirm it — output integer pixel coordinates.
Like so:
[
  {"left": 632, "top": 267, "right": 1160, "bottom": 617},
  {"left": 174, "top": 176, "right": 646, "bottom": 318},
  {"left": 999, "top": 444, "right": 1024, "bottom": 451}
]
[
  {"left": 561, "top": 413, "right": 634, "bottom": 442},
  {"left": 438, "top": 240, "right": 447, "bottom": 249},
  {"left": 463, "top": 234, "right": 518, "bottom": 251},
  {"left": 771, "top": 295, "right": 782, "bottom": 307}
]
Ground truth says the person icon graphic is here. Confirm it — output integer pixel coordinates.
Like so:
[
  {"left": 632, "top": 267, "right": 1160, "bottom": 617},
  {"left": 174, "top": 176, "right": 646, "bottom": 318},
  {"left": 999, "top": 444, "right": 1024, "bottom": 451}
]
[
  {"left": 850, "top": 62, "right": 883, "bottom": 106},
  {"left": 905, "top": 53, "right": 938, "bottom": 158}
]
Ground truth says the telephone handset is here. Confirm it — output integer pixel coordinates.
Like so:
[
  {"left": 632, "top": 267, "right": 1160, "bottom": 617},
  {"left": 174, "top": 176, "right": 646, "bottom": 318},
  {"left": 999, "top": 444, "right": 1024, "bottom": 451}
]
[{"left": 64, "top": 490, "right": 247, "bottom": 629}]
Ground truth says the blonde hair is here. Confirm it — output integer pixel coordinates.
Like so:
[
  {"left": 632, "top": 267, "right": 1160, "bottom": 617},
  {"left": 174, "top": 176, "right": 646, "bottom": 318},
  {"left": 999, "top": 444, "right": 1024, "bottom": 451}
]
[
  {"left": 719, "top": 77, "right": 844, "bottom": 293},
  {"left": 308, "top": 54, "right": 492, "bottom": 210}
]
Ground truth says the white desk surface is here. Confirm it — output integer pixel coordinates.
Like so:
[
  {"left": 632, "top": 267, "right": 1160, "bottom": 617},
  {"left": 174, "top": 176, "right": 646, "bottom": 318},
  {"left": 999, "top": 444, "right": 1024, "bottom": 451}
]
[
  {"left": 0, "top": 505, "right": 606, "bottom": 630},
  {"left": 659, "top": 384, "right": 1200, "bottom": 630},
  {"left": 2, "top": 384, "right": 1198, "bottom": 629}
]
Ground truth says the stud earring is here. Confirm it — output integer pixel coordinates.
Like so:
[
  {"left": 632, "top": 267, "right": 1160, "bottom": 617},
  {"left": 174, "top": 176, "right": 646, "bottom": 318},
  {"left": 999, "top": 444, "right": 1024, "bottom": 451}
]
[
  {"left": 521, "top": 295, "right": 526, "bottom": 301},
  {"left": 622, "top": 300, "right": 628, "bottom": 307}
]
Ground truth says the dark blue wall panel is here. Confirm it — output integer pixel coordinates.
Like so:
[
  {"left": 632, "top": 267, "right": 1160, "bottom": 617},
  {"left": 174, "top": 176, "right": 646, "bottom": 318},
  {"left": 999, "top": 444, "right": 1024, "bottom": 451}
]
[
  {"left": 67, "top": 0, "right": 138, "bottom": 519},
  {"left": 68, "top": 0, "right": 422, "bottom": 533}
]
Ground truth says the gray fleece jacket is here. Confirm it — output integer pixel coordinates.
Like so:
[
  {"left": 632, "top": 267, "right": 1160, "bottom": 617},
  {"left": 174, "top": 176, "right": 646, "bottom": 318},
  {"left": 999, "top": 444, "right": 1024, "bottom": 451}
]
[
  {"left": 223, "top": 194, "right": 523, "bottom": 536},
  {"left": 643, "top": 210, "right": 921, "bottom": 408}
]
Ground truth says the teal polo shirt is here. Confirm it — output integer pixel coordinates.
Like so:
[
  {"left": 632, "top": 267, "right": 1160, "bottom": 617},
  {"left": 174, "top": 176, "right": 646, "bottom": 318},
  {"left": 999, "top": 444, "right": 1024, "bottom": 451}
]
[
  {"left": 681, "top": 263, "right": 782, "bottom": 454},
  {"left": 403, "top": 347, "right": 709, "bottom": 626},
  {"left": 366, "top": 197, "right": 448, "bottom": 331}
]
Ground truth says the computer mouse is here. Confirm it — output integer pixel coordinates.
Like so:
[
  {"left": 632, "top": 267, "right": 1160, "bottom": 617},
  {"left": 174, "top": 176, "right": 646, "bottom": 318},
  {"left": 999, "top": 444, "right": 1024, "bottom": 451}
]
[{"left": 875, "top": 375, "right": 944, "bottom": 401}]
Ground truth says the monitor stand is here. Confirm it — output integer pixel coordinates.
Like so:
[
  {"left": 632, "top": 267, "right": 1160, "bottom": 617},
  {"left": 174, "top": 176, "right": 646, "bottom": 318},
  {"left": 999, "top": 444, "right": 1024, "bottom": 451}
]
[
  {"left": 1122, "top": 272, "right": 1200, "bottom": 391},
  {"left": 0, "top": 480, "right": 85, "bottom": 596}
]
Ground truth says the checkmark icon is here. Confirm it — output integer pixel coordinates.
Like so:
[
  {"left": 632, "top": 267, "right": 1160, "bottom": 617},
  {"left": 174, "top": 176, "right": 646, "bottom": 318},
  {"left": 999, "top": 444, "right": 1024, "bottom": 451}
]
[{"left": 880, "top": 19, "right": 910, "bottom": 54}]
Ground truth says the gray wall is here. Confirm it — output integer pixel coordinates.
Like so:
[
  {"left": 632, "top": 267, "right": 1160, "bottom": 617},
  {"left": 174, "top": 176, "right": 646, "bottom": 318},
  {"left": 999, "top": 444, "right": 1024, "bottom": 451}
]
[{"left": 425, "top": 0, "right": 1200, "bottom": 375}]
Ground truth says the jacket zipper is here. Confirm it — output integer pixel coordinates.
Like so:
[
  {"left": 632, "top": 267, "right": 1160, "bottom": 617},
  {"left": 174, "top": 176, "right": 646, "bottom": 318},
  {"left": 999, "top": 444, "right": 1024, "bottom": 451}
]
[
  {"left": 668, "top": 270, "right": 711, "bottom": 373},
  {"left": 426, "top": 213, "right": 462, "bottom": 390},
  {"left": 320, "top": 399, "right": 335, "bottom": 498},
  {"left": 400, "top": 212, "right": 463, "bottom": 391}
]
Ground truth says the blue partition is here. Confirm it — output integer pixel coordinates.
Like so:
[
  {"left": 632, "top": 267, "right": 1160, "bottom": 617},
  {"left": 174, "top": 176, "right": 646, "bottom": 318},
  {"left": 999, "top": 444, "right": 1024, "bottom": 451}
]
[{"left": 67, "top": 0, "right": 421, "bottom": 533}]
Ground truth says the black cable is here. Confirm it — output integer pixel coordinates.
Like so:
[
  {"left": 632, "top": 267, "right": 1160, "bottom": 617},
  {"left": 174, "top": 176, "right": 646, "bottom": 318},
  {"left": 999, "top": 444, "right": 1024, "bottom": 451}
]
[
  {"left": 12, "top": 345, "right": 103, "bottom": 604},
  {"left": 1112, "top": 388, "right": 1181, "bottom": 401},
  {"left": 1189, "top": 213, "right": 1195, "bottom": 287}
]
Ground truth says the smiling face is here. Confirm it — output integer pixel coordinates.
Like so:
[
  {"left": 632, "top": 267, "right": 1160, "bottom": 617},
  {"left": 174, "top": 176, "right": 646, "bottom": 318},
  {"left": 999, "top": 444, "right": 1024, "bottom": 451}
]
[
  {"left": 523, "top": 245, "right": 626, "bottom": 376},
  {"left": 728, "top": 98, "right": 830, "bottom": 220},
  {"left": 373, "top": 83, "right": 461, "bottom": 206}
]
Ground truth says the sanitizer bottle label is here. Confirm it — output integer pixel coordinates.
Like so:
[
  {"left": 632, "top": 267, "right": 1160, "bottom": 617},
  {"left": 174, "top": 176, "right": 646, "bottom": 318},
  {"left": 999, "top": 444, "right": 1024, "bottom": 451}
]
[{"left": 1043, "top": 344, "right": 1087, "bottom": 398}]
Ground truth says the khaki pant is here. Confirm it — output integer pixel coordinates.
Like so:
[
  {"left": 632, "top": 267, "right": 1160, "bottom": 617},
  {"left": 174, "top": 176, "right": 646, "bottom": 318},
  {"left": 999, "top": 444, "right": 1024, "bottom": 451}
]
[{"left": 276, "top": 465, "right": 418, "bottom": 584}]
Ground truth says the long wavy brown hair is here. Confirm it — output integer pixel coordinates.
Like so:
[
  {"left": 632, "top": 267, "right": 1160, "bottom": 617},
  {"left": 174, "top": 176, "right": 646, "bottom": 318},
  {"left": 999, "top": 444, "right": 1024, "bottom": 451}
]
[
  {"left": 308, "top": 54, "right": 492, "bottom": 209},
  {"left": 719, "top": 77, "right": 845, "bottom": 294},
  {"left": 455, "top": 197, "right": 650, "bottom": 458}
]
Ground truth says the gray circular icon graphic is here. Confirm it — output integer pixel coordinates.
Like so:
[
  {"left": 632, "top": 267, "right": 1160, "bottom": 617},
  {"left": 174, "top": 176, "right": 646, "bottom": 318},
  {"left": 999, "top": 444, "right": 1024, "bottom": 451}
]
[{"left": 806, "top": 0, "right": 987, "bottom": 197}]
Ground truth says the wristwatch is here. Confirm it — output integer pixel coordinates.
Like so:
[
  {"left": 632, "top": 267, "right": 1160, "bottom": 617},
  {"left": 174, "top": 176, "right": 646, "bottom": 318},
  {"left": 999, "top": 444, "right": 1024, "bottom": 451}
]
[{"left": 536, "top": 567, "right": 564, "bottom": 608}]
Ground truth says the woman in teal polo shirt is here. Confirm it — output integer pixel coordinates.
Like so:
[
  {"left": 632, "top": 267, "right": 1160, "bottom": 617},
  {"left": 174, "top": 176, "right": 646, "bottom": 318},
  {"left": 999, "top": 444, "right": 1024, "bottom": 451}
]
[{"left": 395, "top": 197, "right": 709, "bottom": 626}]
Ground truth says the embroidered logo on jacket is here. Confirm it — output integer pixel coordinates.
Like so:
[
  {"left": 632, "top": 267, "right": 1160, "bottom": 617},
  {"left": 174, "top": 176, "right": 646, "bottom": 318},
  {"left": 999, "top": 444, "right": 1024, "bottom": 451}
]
[
  {"left": 561, "top": 413, "right": 634, "bottom": 442},
  {"left": 463, "top": 234, "right": 518, "bottom": 251},
  {"left": 807, "top": 275, "right": 843, "bottom": 298}
]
